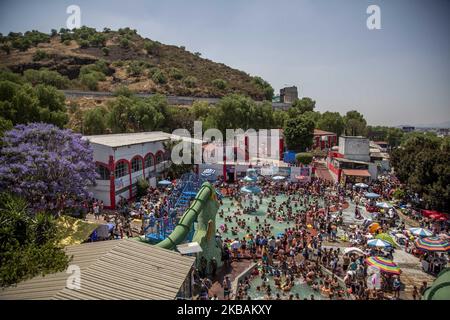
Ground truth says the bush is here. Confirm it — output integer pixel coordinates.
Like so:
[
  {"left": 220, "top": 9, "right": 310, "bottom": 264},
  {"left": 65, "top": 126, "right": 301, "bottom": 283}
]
[
  {"left": 101, "top": 47, "right": 109, "bottom": 56},
  {"left": 136, "top": 178, "right": 150, "bottom": 198},
  {"left": 183, "top": 76, "right": 197, "bottom": 88},
  {"left": 63, "top": 39, "right": 71, "bottom": 46},
  {"left": 113, "top": 86, "right": 134, "bottom": 97},
  {"left": 211, "top": 78, "right": 227, "bottom": 90},
  {"left": 32, "top": 49, "right": 48, "bottom": 61},
  {"left": 152, "top": 69, "right": 167, "bottom": 84},
  {"left": 83, "top": 107, "right": 107, "bottom": 135},
  {"left": 169, "top": 67, "right": 183, "bottom": 80},
  {"left": 23, "top": 69, "right": 70, "bottom": 89},
  {"left": 295, "top": 152, "right": 313, "bottom": 165},
  {"left": 143, "top": 40, "right": 159, "bottom": 55},
  {"left": 392, "top": 188, "right": 406, "bottom": 200},
  {"left": 119, "top": 37, "right": 130, "bottom": 49},
  {"left": 80, "top": 72, "right": 100, "bottom": 90},
  {"left": 127, "top": 60, "right": 145, "bottom": 76},
  {"left": 78, "top": 39, "right": 90, "bottom": 48},
  {"left": 0, "top": 44, "right": 11, "bottom": 55}
]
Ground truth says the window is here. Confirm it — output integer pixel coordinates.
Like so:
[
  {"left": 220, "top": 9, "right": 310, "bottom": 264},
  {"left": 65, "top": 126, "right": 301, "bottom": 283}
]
[
  {"left": 115, "top": 161, "right": 129, "bottom": 178},
  {"left": 131, "top": 157, "right": 143, "bottom": 173},
  {"left": 96, "top": 164, "right": 110, "bottom": 180},
  {"left": 145, "top": 154, "right": 154, "bottom": 168},
  {"left": 156, "top": 152, "right": 164, "bottom": 164}
]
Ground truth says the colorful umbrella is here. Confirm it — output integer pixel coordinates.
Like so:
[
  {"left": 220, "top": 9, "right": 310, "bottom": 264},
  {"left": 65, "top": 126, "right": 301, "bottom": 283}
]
[
  {"left": 242, "top": 176, "right": 257, "bottom": 182},
  {"left": 375, "top": 233, "right": 397, "bottom": 247},
  {"left": 240, "top": 185, "right": 261, "bottom": 194},
  {"left": 343, "top": 247, "right": 365, "bottom": 255},
  {"left": 368, "top": 222, "right": 381, "bottom": 234},
  {"left": 367, "top": 239, "right": 391, "bottom": 248},
  {"left": 409, "top": 227, "right": 433, "bottom": 237},
  {"left": 376, "top": 202, "right": 393, "bottom": 209},
  {"left": 365, "top": 192, "right": 380, "bottom": 199},
  {"left": 272, "top": 175, "right": 285, "bottom": 181},
  {"left": 158, "top": 180, "right": 172, "bottom": 186},
  {"left": 355, "top": 183, "right": 369, "bottom": 188},
  {"left": 366, "top": 256, "right": 401, "bottom": 275},
  {"left": 415, "top": 237, "right": 450, "bottom": 252}
]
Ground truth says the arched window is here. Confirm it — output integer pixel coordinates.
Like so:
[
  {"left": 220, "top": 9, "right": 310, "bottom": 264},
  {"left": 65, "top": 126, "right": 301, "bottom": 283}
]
[
  {"left": 144, "top": 154, "right": 154, "bottom": 168},
  {"left": 96, "top": 164, "right": 110, "bottom": 180},
  {"left": 115, "top": 161, "right": 129, "bottom": 178},
  {"left": 155, "top": 151, "right": 164, "bottom": 164},
  {"left": 131, "top": 157, "right": 143, "bottom": 173}
]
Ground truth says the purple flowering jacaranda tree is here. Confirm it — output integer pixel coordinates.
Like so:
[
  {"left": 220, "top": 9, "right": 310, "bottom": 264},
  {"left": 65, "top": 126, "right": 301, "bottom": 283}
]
[{"left": 0, "top": 123, "right": 97, "bottom": 212}]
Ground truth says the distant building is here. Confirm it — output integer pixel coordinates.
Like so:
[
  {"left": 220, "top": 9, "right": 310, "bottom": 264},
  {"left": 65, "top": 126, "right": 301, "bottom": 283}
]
[
  {"left": 338, "top": 136, "right": 370, "bottom": 162},
  {"left": 280, "top": 86, "right": 298, "bottom": 103},
  {"left": 401, "top": 126, "right": 415, "bottom": 133},
  {"left": 313, "top": 129, "right": 337, "bottom": 150}
]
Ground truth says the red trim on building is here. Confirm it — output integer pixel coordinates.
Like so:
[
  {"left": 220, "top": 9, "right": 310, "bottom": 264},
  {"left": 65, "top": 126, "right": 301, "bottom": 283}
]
[
  {"left": 155, "top": 150, "right": 164, "bottom": 164},
  {"left": 108, "top": 156, "right": 115, "bottom": 210}
]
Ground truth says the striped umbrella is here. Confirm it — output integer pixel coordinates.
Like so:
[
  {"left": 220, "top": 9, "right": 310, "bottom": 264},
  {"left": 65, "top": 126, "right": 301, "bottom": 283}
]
[
  {"left": 375, "top": 233, "right": 397, "bottom": 247},
  {"left": 415, "top": 237, "right": 450, "bottom": 252},
  {"left": 409, "top": 227, "right": 433, "bottom": 237},
  {"left": 367, "top": 238, "right": 391, "bottom": 248},
  {"left": 376, "top": 202, "right": 393, "bottom": 209},
  {"left": 366, "top": 256, "right": 401, "bottom": 275}
]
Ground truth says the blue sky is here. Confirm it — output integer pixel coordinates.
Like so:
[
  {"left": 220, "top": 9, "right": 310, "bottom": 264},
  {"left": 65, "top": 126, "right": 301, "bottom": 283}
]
[{"left": 0, "top": 0, "right": 449, "bottom": 126}]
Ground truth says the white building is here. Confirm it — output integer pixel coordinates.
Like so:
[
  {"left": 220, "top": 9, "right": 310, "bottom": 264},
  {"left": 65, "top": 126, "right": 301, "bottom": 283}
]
[{"left": 83, "top": 132, "right": 173, "bottom": 209}]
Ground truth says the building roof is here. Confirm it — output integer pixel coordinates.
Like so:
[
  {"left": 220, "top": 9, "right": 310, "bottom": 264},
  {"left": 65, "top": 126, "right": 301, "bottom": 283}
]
[
  {"left": 341, "top": 169, "right": 371, "bottom": 177},
  {"left": 314, "top": 129, "right": 336, "bottom": 136},
  {"left": 333, "top": 157, "right": 369, "bottom": 165},
  {"left": 84, "top": 131, "right": 209, "bottom": 148},
  {"left": 0, "top": 239, "right": 195, "bottom": 300},
  {"left": 84, "top": 131, "right": 172, "bottom": 148}
]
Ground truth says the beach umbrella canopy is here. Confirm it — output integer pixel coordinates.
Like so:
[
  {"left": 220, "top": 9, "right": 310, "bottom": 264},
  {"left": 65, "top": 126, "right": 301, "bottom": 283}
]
[
  {"left": 158, "top": 180, "right": 172, "bottom": 186},
  {"left": 376, "top": 202, "right": 393, "bottom": 209},
  {"left": 240, "top": 185, "right": 261, "bottom": 194},
  {"left": 355, "top": 183, "right": 369, "bottom": 188},
  {"left": 201, "top": 168, "right": 215, "bottom": 176},
  {"left": 375, "top": 233, "right": 397, "bottom": 247},
  {"left": 415, "top": 237, "right": 450, "bottom": 252},
  {"left": 242, "top": 176, "right": 257, "bottom": 182},
  {"left": 272, "top": 175, "right": 286, "bottom": 181},
  {"left": 343, "top": 247, "right": 365, "bottom": 256},
  {"left": 365, "top": 192, "right": 381, "bottom": 199},
  {"left": 366, "top": 256, "right": 401, "bottom": 275},
  {"left": 367, "top": 238, "right": 391, "bottom": 248},
  {"left": 368, "top": 222, "right": 381, "bottom": 234},
  {"left": 409, "top": 227, "right": 433, "bottom": 237}
]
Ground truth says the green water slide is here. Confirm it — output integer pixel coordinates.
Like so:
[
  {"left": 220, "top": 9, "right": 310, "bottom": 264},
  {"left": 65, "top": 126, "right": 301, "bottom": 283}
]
[{"left": 156, "top": 182, "right": 222, "bottom": 268}]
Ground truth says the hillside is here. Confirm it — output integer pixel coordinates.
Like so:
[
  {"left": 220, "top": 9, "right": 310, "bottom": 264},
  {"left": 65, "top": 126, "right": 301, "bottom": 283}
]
[{"left": 0, "top": 27, "right": 273, "bottom": 100}]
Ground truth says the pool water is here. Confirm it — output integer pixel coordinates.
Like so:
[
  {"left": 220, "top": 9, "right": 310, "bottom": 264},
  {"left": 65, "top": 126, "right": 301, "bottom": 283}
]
[
  {"left": 246, "top": 274, "right": 328, "bottom": 300},
  {"left": 215, "top": 194, "right": 324, "bottom": 241}
]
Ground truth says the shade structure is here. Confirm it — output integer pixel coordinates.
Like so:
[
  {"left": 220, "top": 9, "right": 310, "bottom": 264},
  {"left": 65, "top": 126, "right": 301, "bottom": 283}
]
[
  {"left": 242, "top": 176, "right": 257, "bottom": 182},
  {"left": 272, "top": 175, "right": 286, "bottom": 181},
  {"left": 240, "top": 185, "right": 261, "bottom": 194},
  {"left": 415, "top": 237, "right": 450, "bottom": 252},
  {"left": 376, "top": 202, "right": 393, "bottom": 209},
  {"left": 158, "top": 180, "right": 172, "bottom": 186},
  {"left": 343, "top": 247, "right": 365, "bottom": 255},
  {"left": 366, "top": 256, "right": 401, "bottom": 275},
  {"left": 365, "top": 192, "right": 381, "bottom": 199},
  {"left": 375, "top": 233, "right": 397, "bottom": 247},
  {"left": 367, "top": 238, "right": 391, "bottom": 248},
  {"left": 355, "top": 183, "right": 369, "bottom": 188},
  {"left": 409, "top": 227, "right": 433, "bottom": 237},
  {"left": 368, "top": 222, "right": 381, "bottom": 234},
  {"left": 201, "top": 168, "right": 215, "bottom": 176}
]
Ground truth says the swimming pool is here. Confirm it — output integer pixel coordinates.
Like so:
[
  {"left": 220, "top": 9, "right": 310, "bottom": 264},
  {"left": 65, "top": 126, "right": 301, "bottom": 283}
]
[
  {"left": 215, "top": 194, "right": 323, "bottom": 241},
  {"left": 243, "top": 273, "right": 347, "bottom": 300}
]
